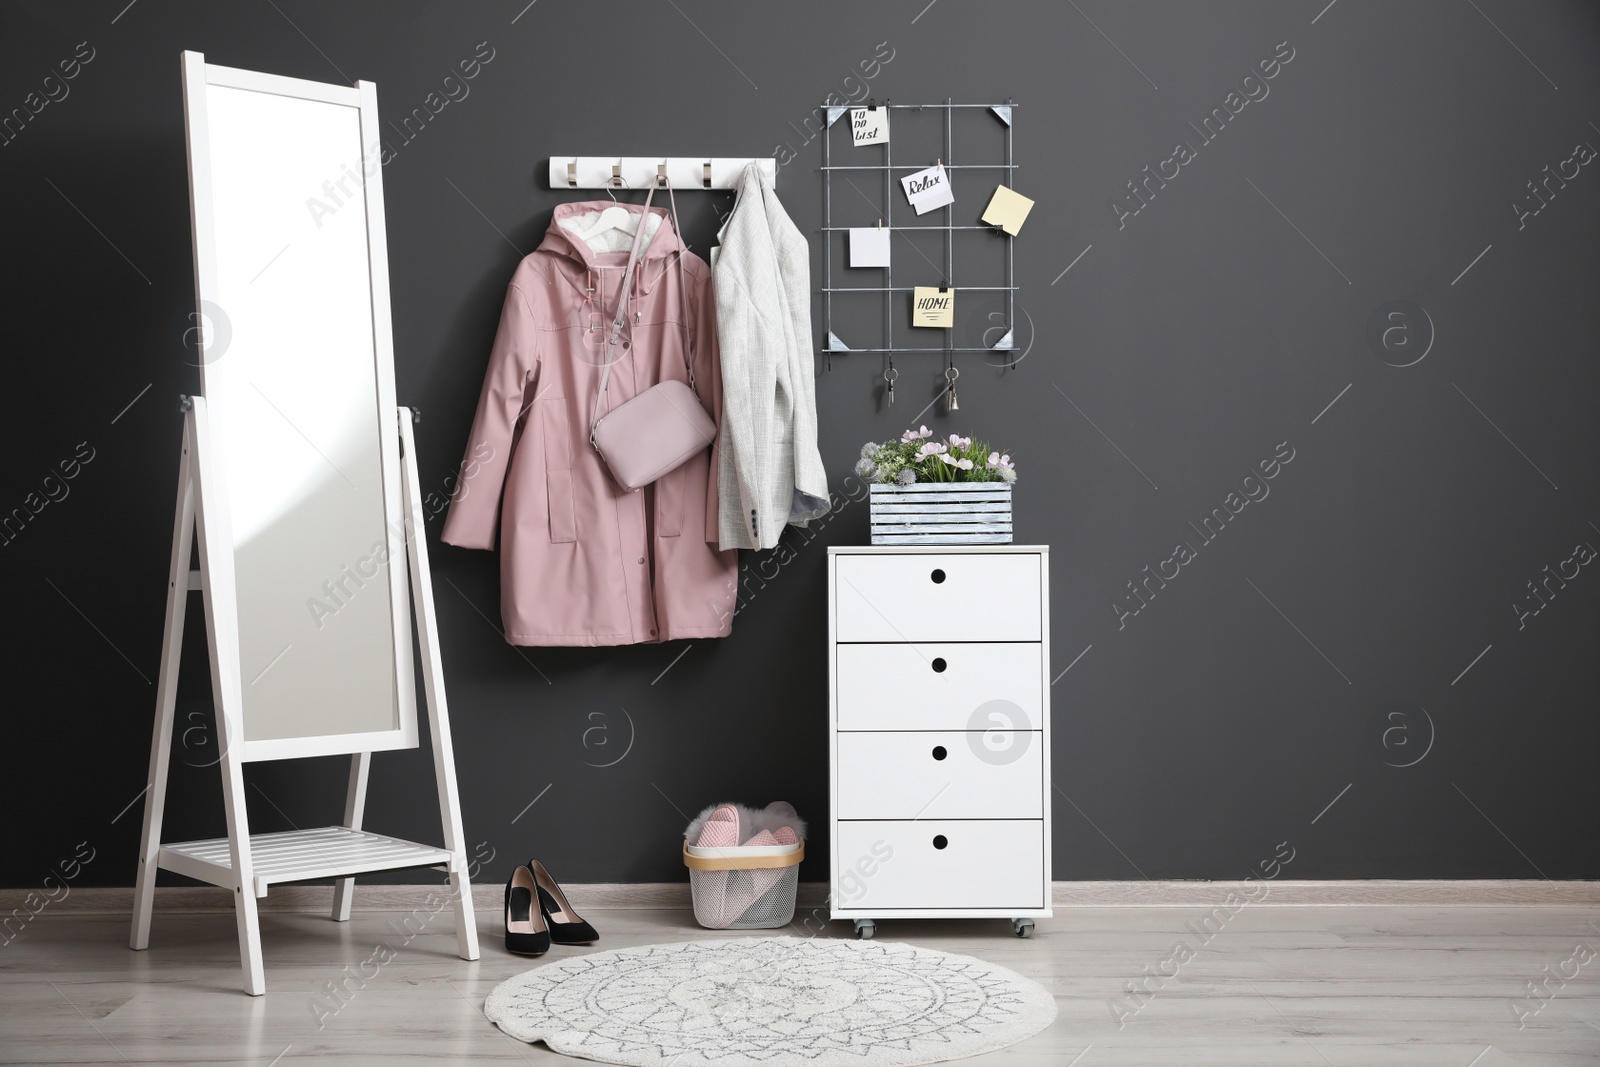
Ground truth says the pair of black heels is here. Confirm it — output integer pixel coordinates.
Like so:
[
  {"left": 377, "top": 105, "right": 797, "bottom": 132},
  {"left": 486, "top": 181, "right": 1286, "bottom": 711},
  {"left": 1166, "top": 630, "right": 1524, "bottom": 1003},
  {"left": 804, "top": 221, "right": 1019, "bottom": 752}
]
[{"left": 503, "top": 860, "right": 597, "bottom": 956}]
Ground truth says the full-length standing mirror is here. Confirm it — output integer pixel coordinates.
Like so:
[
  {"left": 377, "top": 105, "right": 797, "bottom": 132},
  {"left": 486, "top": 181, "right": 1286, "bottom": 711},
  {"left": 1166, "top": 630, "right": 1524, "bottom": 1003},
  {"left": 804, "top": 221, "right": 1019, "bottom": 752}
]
[
  {"left": 197, "top": 60, "right": 410, "bottom": 756},
  {"left": 129, "top": 52, "right": 477, "bottom": 996}
]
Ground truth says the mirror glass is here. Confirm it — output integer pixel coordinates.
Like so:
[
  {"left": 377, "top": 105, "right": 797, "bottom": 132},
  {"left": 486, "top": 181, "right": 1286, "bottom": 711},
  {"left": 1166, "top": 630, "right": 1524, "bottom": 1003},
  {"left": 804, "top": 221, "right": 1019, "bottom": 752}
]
[{"left": 198, "top": 84, "right": 398, "bottom": 743}]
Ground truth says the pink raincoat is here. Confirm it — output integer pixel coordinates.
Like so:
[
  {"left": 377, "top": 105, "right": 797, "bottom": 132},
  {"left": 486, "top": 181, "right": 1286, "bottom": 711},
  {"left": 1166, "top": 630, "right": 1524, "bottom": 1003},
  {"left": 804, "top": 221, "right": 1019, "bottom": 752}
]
[{"left": 441, "top": 201, "right": 736, "bottom": 646}]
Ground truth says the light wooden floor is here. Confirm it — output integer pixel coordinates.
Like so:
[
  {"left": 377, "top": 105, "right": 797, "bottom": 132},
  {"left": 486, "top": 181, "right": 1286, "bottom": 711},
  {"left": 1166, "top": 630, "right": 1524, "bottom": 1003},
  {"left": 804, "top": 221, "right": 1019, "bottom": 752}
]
[{"left": 2, "top": 905, "right": 1597, "bottom": 1065}]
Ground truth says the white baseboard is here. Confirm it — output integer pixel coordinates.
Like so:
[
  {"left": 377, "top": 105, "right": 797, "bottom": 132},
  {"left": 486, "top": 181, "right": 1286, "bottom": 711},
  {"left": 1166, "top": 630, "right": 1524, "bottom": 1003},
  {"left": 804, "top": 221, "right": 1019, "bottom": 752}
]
[{"left": 6, "top": 879, "right": 1596, "bottom": 916}]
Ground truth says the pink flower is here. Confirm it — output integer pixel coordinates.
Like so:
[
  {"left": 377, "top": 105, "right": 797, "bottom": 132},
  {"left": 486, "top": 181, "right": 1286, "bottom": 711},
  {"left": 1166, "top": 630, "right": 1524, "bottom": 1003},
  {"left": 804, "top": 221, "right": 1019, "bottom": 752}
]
[
  {"left": 900, "top": 425, "right": 933, "bottom": 443},
  {"left": 987, "top": 452, "right": 1013, "bottom": 469},
  {"left": 918, "top": 441, "right": 947, "bottom": 457},
  {"left": 948, "top": 434, "right": 971, "bottom": 449},
  {"left": 935, "top": 453, "right": 973, "bottom": 469}
]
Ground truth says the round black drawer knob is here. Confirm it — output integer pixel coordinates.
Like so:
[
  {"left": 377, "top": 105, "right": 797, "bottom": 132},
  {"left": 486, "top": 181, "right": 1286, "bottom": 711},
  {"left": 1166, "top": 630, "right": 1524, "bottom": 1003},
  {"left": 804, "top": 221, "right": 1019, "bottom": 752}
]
[
  {"left": 931, "top": 745, "right": 947, "bottom": 761},
  {"left": 932, "top": 835, "right": 949, "bottom": 850},
  {"left": 930, "top": 568, "right": 946, "bottom": 584},
  {"left": 931, "top": 657, "right": 947, "bottom": 673}
]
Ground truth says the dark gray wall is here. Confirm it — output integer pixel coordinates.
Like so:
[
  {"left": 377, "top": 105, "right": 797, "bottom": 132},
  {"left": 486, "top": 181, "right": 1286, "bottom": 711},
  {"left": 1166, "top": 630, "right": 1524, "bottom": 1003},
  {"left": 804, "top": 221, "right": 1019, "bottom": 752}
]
[{"left": 2, "top": 0, "right": 1595, "bottom": 890}]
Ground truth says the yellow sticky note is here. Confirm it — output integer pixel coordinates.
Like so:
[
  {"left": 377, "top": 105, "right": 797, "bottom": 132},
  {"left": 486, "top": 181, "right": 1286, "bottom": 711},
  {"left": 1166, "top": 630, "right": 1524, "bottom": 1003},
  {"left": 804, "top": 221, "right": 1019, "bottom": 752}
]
[
  {"left": 912, "top": 286, "right": 954, "bottom": 328},
  {"left": 981, "top": 185, "right": 1034, "bottom": 236}
]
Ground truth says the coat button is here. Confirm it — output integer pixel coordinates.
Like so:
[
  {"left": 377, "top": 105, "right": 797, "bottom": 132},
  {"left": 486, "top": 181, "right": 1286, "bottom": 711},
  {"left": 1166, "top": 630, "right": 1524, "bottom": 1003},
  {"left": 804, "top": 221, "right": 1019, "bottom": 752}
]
[{"left": 638, "top": 556, "right": 645, "bottom": 564}]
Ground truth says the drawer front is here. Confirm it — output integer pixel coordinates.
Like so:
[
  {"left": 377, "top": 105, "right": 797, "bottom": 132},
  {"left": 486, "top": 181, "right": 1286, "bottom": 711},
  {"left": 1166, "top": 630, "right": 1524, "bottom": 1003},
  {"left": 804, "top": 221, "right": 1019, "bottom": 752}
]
[
  {"left": 834, "top": 820, "right": 1044, "bottom": 912},
  {"left": 835, "top": 642, "right": 1043, "bottom": 731},
  {"left": 834, "top": 553, "right": 1041, "bottom": 642},
  {"left": 836, "top": 732, "right": 1042, "bottom": 819}
]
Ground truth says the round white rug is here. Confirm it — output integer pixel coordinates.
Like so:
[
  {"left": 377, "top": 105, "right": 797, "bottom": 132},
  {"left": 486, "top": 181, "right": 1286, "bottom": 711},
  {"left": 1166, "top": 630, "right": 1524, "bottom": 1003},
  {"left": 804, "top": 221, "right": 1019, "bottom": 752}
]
[{"left": 484, "top": 935, "right": 1057, "bottom": 1066}]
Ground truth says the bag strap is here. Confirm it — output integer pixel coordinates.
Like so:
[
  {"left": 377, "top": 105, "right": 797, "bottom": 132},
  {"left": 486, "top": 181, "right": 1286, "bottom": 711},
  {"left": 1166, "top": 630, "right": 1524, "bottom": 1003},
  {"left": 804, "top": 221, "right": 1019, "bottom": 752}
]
[
  {"left": 590, "top": 182, "right": 657, "bottom": 447},
  {"left": 588, "top": 177, "right": 699, "bottom": 448}
]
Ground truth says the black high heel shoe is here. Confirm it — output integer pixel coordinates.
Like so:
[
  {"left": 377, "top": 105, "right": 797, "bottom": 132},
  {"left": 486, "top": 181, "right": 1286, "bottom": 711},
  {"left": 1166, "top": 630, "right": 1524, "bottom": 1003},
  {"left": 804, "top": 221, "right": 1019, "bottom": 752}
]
[
  {"left": 529, "top": 860, "right": 598, "bottom": 945},
  {"left": 504, "top": 865, "right": 551, "bottom": 956}
]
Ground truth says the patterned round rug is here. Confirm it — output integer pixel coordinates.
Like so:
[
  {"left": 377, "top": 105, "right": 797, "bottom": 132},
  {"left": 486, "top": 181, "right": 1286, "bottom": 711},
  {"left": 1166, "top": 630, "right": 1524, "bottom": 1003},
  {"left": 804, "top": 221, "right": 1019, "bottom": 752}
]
[{"left": 484, "top": 936, "right": 1056, "bottom": 1066}]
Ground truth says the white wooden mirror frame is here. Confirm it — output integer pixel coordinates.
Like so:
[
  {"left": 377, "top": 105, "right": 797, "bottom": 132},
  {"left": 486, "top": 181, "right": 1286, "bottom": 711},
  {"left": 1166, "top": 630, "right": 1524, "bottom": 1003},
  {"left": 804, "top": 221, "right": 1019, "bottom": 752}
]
[{"left": 129, "top": 52, "right": 478, "bottom": 996}]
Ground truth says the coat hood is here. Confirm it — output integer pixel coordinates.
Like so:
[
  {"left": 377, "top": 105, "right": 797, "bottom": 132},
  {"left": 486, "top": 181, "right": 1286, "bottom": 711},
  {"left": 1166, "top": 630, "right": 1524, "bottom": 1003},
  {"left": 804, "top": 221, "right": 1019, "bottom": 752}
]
[{"left": 539, "top": 200, "right": 687, "bottom": 297}]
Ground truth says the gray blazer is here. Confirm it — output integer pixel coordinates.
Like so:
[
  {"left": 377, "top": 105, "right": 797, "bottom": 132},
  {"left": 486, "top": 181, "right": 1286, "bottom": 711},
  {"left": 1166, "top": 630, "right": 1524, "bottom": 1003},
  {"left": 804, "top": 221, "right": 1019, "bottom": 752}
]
[{"left": 713, "top": 164, "right": 831, "bottom": 550}]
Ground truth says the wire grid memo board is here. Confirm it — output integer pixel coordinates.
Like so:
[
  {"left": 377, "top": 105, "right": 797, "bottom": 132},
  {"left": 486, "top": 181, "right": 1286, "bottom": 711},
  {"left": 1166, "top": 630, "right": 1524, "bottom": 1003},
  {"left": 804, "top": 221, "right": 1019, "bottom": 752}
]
[{"left": 819, "top": 100, "right": 1019, "bottom": 390}]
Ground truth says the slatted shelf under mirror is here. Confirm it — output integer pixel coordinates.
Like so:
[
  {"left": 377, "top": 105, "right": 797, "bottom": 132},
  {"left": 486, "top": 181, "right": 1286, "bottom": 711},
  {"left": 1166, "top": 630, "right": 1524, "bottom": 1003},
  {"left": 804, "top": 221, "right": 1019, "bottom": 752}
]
[{"left": 818, "top": 99, "right": 1023, "bottom": 413}]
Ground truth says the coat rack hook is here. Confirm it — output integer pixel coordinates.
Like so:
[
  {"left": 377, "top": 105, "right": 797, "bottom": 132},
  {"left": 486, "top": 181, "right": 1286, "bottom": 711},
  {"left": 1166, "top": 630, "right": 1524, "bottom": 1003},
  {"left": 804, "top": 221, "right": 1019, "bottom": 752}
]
[
  {"left": 702, "top": 161, "right": 713, "bottom": 188},
  {"left": 611, "top": 162, "right": 624, "bottom": 187},
  {"left": 657, "top": 163, "right": 668, "bottom": 187},
  {"left": 566, "top": 161, "right": 577, "bottom": 187}
]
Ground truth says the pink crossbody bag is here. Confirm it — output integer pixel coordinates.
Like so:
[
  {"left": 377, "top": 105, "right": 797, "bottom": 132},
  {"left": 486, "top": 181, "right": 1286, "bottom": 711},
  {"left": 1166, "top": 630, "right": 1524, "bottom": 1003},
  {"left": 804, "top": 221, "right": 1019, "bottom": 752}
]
[{"left": 588, "top": 179, "right": 716, "bottom": 493}]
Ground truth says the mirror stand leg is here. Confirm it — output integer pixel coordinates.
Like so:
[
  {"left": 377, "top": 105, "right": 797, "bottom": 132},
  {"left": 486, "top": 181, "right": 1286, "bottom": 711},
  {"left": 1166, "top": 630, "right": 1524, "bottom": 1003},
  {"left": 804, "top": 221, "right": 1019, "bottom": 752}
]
[
  {"left": 192, "top": 396, "right": 266, "bottom": 996},
  {"left": 331, "top": 752, "right": 371, "bottom": 922},
  {"left": 446, "top": 859, "right": 476, "bottom": 961},
  {"left": 131, "top": 446, "right": 195, "bottom": 951},
  {"left": 398, "top": 408, "right": 479, "bottom": 961}
]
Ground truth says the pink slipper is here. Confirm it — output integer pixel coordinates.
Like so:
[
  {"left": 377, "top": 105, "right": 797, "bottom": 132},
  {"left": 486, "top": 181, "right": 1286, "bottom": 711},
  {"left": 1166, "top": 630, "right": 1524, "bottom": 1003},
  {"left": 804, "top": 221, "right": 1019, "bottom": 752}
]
[
  {"left": 695, "top": 804, "right": 740, "bottom": 849},
  {"left": 692, "top": 805, "right": 741, "bottom": 925},
  {"left": 733, "top": 827, "right": 801, "bottom": 911}
]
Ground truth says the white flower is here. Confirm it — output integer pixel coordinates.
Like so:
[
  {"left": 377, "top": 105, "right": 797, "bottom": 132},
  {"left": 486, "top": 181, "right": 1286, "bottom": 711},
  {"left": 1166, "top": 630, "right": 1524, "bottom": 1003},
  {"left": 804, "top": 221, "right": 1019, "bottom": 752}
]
[
  {"left": 998, "top": 466, "right": 1017, "bottom": 484},
  {"left": 854, "top": 457, "right": 875, "bottom": 477},
  {"left": 897, "top": 469, "right": 916, "bottom": 484}
]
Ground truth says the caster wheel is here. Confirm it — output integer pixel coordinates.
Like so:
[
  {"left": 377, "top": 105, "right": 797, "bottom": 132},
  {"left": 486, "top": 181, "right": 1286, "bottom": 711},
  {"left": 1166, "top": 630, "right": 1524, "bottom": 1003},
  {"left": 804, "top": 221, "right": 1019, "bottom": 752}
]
[
  {"left": 854, "top": 919, "right": 876, "bottom": 940},
  {"left": 1012, "top": 918, "right": 1035, "bottom": 938}
]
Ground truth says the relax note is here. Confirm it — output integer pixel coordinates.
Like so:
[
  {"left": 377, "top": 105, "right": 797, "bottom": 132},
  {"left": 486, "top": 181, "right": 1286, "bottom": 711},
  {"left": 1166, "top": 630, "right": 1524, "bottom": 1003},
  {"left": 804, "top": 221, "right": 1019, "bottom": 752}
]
[
  {"left": 849, "top": 227, "right": 891, "bottom": 267},
  {"left": 850, "top": 106, "right": 888, "bottom": 146},
  {"left": 901, "top": 163, "right": 954, "bottom": 215},
  {"left": 912, "top": 286, "right": 954, "bottom": 328},
  {"left": 981, "top": 185, "right": 1034, "bottom": 236}
]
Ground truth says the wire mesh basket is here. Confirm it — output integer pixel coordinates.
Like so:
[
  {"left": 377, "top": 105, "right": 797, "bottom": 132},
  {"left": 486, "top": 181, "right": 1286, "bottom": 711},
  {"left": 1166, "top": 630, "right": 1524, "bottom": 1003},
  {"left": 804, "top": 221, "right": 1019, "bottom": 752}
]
[{"left": 682, "top": 840, "right": 804, "bottom": 929}]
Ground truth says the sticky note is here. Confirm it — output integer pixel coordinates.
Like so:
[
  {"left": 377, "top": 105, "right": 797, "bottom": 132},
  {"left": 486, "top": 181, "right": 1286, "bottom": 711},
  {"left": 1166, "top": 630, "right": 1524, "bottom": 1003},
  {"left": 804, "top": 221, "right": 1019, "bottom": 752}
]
[
  {"left": 981, "top": 185, "right": 1034, "bottom": 236},
  {"left": 912, "top": 286, "right": 954, "bottom": 328},
  {"left": 849, "top": 227, "right": 891, "bottom": 267},
  {"left": 901, "top": 163, "right": 954, "bottom": 215},
  {"left": 850, "top": 107, "right": 889, "bottom": 146}
]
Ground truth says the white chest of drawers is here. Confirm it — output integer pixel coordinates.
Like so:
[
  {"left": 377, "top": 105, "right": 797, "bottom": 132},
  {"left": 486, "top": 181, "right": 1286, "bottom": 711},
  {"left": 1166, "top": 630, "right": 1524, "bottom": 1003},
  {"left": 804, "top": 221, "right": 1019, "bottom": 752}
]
[{"left": 827, "top": 545, "right": 1051, "bottom": 938}]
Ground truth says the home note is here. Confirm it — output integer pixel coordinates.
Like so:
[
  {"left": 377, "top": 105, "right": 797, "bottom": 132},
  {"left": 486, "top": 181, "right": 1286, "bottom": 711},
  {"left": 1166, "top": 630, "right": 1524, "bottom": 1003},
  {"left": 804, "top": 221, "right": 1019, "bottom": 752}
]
[{"left": 912, "top": 286, "right": 954, "bottom": 328}]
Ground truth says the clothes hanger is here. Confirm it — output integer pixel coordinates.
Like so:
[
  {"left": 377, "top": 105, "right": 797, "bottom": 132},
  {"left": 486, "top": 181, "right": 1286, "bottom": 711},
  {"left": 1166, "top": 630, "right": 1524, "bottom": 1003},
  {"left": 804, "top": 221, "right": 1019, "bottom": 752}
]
[{"left": 577, "top": 204, "right": 640, "bottom": 242}]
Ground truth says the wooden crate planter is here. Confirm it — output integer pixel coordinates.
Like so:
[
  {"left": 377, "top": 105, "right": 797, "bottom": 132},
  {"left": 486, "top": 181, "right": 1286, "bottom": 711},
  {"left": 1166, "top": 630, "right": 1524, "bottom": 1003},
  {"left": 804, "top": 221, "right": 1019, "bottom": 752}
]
[{"left": 869, "top": 482, "right": 1013, "bottom": 545}]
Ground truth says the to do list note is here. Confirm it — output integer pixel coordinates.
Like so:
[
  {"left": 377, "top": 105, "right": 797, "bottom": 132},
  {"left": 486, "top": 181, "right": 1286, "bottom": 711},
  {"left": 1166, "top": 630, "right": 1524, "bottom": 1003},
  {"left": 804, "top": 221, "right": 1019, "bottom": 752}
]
[{"left": 850, "top": 106, "right": 888, "bottom": 146}]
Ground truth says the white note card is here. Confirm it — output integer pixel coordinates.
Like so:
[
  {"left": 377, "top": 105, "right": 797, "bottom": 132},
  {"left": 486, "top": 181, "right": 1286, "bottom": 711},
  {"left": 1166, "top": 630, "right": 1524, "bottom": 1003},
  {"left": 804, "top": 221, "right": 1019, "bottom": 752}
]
[
  {"left": 850, "top": 107, "right": 889, "bottom": 146},
  {"left": 901, "top": 163, "right": 954, "bottom": 215},
  {"left": 849, "top": 227, "right": 891, "bottom": 268}
]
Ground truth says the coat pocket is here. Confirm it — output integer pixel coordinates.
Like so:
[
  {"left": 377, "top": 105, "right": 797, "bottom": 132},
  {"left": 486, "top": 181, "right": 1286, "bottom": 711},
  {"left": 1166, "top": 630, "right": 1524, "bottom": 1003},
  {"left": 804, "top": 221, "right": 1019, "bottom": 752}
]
[{"left": 540, "top": 399, "right": 577, "bottom": 543}]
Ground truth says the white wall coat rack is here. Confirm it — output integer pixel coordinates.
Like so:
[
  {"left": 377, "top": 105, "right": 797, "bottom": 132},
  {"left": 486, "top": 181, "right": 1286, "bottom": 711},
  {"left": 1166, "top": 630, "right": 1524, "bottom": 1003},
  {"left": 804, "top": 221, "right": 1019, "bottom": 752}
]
[{"left": 548, "top": 156, "right": 776, "bottom": 190}]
